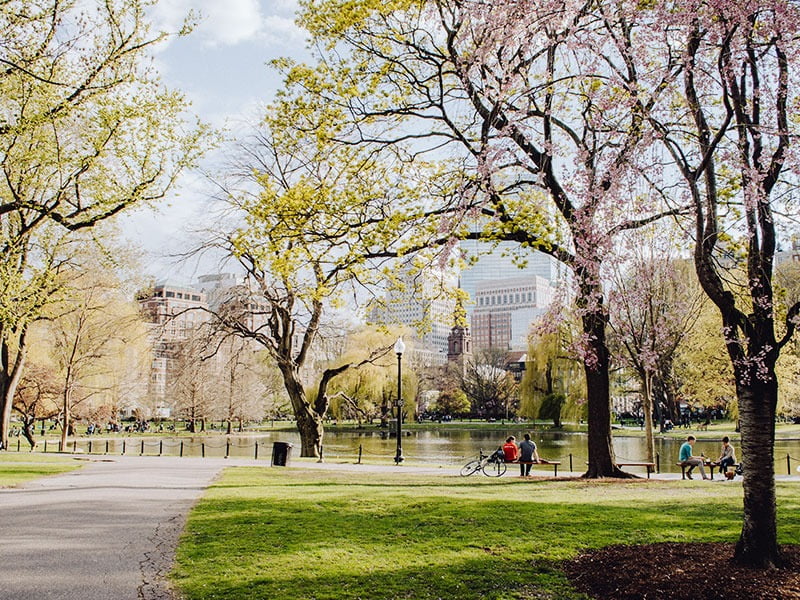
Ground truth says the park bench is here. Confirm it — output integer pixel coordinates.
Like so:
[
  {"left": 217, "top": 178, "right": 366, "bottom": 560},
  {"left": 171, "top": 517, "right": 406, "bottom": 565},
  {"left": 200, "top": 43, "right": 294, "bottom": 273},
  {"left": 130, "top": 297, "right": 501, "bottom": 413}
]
[
  {"left": 615, "top": 461, "right": 657, "bottom": 478},
  {"left": 676, "top": 461, "right": 742, "bottom": 480},
  {"left": 515, "top": 460, "right": 561, "bottom": 477},
  {"left": 586, "top": 461, "right": 657, "bottom": 478}
]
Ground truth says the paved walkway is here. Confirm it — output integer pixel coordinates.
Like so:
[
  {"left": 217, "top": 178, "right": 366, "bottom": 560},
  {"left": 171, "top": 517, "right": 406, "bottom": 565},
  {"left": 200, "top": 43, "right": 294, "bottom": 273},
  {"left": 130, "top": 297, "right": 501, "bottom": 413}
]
[
  {"left": 0, "top": 456, "right": 244, "bottom": 600},
  {"left": 1, "top": 454, "right": 796, "bottom": 600}
]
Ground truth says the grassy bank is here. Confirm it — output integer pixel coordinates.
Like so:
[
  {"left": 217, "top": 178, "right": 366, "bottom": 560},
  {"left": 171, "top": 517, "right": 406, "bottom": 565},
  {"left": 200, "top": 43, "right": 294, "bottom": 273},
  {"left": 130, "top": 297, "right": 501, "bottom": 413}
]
[
  {"left": 0, "top": 453, "right": 82, "bottom": 487},
  {"left": 172, "top": 468, "right": 799, "bottom": 600}
]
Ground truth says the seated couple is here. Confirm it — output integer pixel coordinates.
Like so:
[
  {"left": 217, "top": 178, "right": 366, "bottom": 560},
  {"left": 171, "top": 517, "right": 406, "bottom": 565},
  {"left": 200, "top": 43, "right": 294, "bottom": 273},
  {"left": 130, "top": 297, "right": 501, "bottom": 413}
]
[
  {"left": 679, "top": 435, "right": 737, "bottom": 480},
  {"left": 502, "top": 434, "right": 546, "bottom": 477}
]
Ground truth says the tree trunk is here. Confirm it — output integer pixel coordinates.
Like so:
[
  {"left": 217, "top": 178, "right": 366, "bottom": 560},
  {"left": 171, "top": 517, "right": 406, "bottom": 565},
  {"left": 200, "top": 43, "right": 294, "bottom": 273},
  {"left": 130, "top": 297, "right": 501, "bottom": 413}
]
[
  {"left": 280, "top": 365, "right": 324, "bottom": 458},
  {"left": 642, "top": 371, "right": 656, "bottom": 463},
  {"left": 60, "top": 387, "right": 72, "bottom": 451},
  {"left": 22, "top": 417, "right": 36, "bottom": 450},
  {"left": 0, "top": 331, "right": 27, "bottom": 450},
  {"left": 296, "top": 408, "right": 323, "bottom": 457},
  {"left": 733, "top": 375, "right": 781, "bottom": 567},
  {"left": 582, "top": 309, "right": 631, "bottom": 478}
]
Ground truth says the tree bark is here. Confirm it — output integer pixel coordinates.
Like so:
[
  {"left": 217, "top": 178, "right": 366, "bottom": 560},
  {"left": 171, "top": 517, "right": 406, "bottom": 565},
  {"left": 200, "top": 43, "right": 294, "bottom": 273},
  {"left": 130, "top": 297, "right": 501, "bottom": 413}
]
[
  {"left": 280, "top": 365, "right": 324, "bottom": 458},
  {"left": 296, "top": 408, "right": 323, "bottom": 457},
  {"left": 0, "top": 330, "right": 27, "bottom": 450},
  {"left": 582, "top": 308, "right": 631, "bottom": 479},
  {"left": 733, "top": 371, "right": 781, "bottom": 567},
  {"left": 642, "top": 371, "right": 656, "bottom": 463},
  {"left": 60, "top": 388, "right": 71, "bottom": 451},
  {"left": 22, "top": 417, "right": 36, "bottom": 450}
]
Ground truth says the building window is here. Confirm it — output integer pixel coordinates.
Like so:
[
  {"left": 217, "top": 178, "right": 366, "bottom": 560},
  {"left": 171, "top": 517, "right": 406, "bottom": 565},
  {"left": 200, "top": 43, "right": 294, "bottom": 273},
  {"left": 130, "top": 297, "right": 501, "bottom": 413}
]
[
  {"left": 165, "top": 291, "right": 175, "bottom": 298},
  {"left": 192, "top": 295, "right": 200, "bottom": 301}
]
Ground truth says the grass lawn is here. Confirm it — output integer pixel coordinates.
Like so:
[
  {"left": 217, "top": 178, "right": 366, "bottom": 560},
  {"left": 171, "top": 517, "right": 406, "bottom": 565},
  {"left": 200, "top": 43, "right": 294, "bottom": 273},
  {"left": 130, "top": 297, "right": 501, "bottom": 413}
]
[
  {"left": 0, "top": 452, "right": 82, "bottom": 487},
  {"left": 172, "top": 468, "right": 800, "bottom": 600}
]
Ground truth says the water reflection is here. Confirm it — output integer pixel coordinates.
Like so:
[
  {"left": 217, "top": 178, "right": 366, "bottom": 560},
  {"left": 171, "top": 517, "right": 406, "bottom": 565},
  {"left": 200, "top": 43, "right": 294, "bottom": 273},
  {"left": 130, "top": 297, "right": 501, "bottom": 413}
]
[
  {"left": 293, "top": 427, "right": 800, "bottom": 475},
  {"left": 71, "top": 426, "right": 800, "bottom": 475}
]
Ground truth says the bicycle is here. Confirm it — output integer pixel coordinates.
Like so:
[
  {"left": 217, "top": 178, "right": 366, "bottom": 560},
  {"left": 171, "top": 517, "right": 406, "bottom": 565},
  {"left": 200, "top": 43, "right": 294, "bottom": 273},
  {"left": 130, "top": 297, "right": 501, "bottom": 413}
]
[{"left": 459, "top": 449, "right": 508, "bottom": 477}]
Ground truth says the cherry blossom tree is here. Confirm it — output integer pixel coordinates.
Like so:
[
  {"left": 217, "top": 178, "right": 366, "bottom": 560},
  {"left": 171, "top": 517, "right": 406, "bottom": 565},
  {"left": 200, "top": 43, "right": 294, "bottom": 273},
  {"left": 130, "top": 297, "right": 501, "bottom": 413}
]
[
  {"left": 293, "top": 0, "right": 684, "bottom": 476},
  {"left": 645, "top": 0, "right": 800, "bottom": 567}
]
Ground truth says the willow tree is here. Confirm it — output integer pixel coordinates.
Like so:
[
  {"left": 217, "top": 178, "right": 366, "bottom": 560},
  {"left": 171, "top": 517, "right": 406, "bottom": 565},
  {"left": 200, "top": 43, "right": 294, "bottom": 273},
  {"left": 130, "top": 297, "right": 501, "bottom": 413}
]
[
  {"left": 520, "top": 322, "right": 585, "bottom": 428},
  {"left": 326, "top": 328, "right": 412, "bottom": 426},
  {"left": 0, "top": 0, "right": 206, "bottom": 449},
  {"left": 289, "top": 0, "right": 684, "bottom": 476}
]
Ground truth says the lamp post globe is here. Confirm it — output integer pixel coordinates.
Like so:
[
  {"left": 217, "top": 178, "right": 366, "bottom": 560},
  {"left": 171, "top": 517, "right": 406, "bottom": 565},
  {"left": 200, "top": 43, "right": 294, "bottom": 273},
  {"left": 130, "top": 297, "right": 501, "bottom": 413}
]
[{"left": 394, "top": 337, "right": 405, "bottom": 464}]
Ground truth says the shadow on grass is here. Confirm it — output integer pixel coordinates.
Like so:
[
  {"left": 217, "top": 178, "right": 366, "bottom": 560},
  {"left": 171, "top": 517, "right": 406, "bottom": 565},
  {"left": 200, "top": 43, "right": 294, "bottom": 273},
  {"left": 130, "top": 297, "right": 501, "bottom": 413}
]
[
  {"left": 175, "top": 548, "right": 576, "bottom": 600},
  {"left": 174, "top": 474, "right": 754, "bottom": 600}
]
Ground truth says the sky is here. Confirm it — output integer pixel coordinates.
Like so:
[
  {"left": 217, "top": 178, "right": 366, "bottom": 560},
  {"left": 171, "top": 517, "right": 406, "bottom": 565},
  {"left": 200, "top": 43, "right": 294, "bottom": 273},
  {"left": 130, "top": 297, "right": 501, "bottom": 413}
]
[{"left": 122, "top": 0, "right": 309, "bottom": 284}]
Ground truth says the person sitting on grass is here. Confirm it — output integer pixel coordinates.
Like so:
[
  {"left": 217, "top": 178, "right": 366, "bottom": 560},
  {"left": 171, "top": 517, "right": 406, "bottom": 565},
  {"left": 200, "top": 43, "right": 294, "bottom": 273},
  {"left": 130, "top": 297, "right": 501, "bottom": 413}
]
[
  {"left": 502, "top": 436, "right": 519, "bottom": 463},
  {"left": 678, "top": 435, "right": 709, "bottom": 480}
]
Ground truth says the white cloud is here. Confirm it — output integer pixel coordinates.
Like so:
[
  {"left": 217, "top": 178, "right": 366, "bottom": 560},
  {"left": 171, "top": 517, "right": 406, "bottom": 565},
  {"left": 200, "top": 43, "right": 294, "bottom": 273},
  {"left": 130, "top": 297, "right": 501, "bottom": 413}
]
[
  {"left": 152, "top": 0, "right": 302, "bottom": 48},
  {"left": 197, "top": 0, "right": 265, "bottom": 46},
  {"left": 262, "top": 14, "right": 306, "bottom": 46}
]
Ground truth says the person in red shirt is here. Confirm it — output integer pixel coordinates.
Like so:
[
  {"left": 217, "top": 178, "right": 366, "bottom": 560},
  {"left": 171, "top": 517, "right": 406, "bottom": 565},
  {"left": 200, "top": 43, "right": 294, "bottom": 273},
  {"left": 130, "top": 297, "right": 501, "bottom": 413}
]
[{"left": 502, "top": 436, "right": 519, "bottom": 462}]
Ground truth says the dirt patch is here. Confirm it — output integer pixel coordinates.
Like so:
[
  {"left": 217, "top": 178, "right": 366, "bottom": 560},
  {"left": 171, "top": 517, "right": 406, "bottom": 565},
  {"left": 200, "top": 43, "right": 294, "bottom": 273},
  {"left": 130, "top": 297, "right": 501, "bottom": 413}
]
[{"left": 565, "top": 542, "right": 800, "bottom": 599}]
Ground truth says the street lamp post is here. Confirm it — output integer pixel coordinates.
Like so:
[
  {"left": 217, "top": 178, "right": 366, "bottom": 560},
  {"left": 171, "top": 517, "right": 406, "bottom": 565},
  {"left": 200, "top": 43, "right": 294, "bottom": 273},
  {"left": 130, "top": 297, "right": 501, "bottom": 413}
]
[{"left": 394, "top": 337, "right": 405, "bottom": 464}]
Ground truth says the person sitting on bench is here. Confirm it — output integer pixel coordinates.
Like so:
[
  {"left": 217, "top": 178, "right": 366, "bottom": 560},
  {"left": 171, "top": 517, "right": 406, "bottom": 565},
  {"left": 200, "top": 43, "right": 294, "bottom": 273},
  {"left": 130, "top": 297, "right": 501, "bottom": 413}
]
[
  {"left": 518, "top": 433, "right": 540, "bottom": 477},
  {"left": 679, "top": 435, "right": 709, "bottom": 480},
  {"left": 502, "top": 436, "right": 519, "bottom": 463},
  {"left": 715, "top": 436, "right": 737, "bottom": 477}
]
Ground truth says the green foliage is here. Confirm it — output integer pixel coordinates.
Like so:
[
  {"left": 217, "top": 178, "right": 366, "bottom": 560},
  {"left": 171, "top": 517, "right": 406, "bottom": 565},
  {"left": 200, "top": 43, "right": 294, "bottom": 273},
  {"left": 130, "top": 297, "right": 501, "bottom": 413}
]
[
  {"left": 672, "top": 303, "right": 735, "bottom": 411},
  {"left": 172, "top": 468, "right": 800, "bottom": 599},
  {"left": 327, "top": 328, "right": 411, "bottom": 423},
  {"left": 0, "top": 0, "right": 208, "bottom": 446},
  {"left": 520, "top": 322, "right": 585, "bottom": 423},
  {"left": 539, "top": 392, "right": 566, "bottom": 427},
  {"left": 433, "top": 388, "right": 470, "bottom": 417}
]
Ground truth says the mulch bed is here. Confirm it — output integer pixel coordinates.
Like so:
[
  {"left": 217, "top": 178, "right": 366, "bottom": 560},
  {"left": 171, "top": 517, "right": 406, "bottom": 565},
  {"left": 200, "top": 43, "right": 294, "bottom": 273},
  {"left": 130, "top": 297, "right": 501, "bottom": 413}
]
[{"left": 565, "top": 542, "right": 800, "bottom": 599}]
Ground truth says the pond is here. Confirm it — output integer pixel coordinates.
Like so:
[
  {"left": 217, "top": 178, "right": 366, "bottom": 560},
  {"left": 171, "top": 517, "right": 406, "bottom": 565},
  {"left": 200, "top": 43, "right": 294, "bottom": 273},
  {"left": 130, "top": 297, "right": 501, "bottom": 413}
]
[
  {"left": 242, "top": 425, "right": 800, "bottom": 476},
  {"left": 40, "top": 424, "right": 800, "bottom": 476}
]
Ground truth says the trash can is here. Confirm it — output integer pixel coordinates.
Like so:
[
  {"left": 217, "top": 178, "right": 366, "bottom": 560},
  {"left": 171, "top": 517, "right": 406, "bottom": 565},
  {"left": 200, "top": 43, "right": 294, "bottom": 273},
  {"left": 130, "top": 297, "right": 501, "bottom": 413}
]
[{"left": 271, "top": 441, "right": 293, "bottom": 466}]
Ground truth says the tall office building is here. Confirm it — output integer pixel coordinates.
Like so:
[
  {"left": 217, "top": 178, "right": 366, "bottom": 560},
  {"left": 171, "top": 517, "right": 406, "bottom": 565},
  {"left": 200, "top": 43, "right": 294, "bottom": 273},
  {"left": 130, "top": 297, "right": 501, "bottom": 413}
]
[
  {"left": 369, "top": 261, "right": 457, "bottom": 365},
  {"left": 471, "top": 275, "right": 555, "bottom": 351},
  {"left": 459, "top": 239, "right": 558, "bottom": 316}
]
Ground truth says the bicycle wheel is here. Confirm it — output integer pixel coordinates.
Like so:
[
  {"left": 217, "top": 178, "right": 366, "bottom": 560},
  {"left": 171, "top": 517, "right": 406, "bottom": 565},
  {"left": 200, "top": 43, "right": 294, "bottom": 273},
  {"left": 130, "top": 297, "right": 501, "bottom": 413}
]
[
  {"left": 482, "top": 459, "right": 507, "bottom": 477},
  {"left": 460, "top": 460, "right": 483, "bottom": 476}
]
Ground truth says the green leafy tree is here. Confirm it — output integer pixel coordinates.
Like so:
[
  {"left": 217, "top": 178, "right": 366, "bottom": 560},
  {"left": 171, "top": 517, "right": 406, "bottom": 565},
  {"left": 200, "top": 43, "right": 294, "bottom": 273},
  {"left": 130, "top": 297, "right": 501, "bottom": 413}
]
[
  {"left": 432, "top": 388, "right": 469, "bottom": 418},
  {"left": 0, "top": 0, "right": 207, "bottom": 449},
  {"left": 327, "top": 328, "right": 410, "bottom": 426},
  {"left": 203, "top": 113, "right": 411, "bottom": 457}
]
